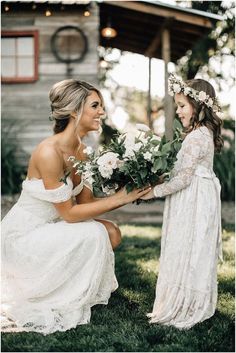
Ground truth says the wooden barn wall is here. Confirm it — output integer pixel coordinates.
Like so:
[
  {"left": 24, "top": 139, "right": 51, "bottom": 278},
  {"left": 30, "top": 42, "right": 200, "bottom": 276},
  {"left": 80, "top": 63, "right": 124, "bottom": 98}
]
[{"left": 2, "top": 4, "right": 99, "bottom": 166}]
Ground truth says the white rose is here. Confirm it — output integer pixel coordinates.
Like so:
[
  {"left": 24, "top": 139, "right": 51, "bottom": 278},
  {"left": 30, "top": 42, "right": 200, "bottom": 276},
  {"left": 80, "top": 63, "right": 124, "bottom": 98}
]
[
  {"left": 208, "top": 98, "right": 213, "bottom": 107},
  {"left": 98, "top": 165, "right": 113, "bottom": 179},
  {"left": 97, "top": 152, "right": 120, "bottom": 169},
  {"left": 198, "top": 91, "right": 207, "bottom": 102},
  {"left": 173, "top": 83, "right": 181, "bottom": 93},
  {"left": 184, "top": 87, "right": 192, "bottom": 95}
]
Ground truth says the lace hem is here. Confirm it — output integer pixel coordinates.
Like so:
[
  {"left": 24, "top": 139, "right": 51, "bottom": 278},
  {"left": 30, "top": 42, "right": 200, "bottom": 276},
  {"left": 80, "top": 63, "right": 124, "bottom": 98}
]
[{"left": 147, "top": 282, "right": 217, "bottom": 329}]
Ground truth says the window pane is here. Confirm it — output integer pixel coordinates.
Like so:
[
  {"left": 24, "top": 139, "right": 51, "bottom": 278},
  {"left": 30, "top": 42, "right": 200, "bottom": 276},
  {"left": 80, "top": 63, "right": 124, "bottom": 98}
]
[
  {"left": 17, "top": 37, "right": 34, "bottom": 56},
  {"left": 2, "top": 38, "right": 16, "bottom": 56},
  {"left": 2, "top": 57, "right": 16, "bottom": 77},
  {"left": 18, "top": 57, "right": 34, "bottom": 77}
]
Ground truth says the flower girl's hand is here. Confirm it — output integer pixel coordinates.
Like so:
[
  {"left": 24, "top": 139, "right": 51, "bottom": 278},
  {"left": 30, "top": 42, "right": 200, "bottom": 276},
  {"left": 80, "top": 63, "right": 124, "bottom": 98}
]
[
  {"left": 139, "top": 188, "right": 155, "bottom": 200},
  {"left": 116, "top": 186, "right": 152, "bottom": 205}
]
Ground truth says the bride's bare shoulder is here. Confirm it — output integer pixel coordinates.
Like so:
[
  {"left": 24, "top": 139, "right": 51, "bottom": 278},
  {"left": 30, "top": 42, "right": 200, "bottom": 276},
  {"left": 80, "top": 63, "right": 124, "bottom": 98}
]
[{"left": 32, "top": 137, "right": 62, "bottom": 165}]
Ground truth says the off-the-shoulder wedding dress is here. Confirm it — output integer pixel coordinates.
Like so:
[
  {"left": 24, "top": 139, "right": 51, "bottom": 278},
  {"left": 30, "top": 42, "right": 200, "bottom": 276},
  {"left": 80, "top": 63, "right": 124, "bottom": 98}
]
[{"left": 1, "top": 177, "right": 118, "bottom": 334}]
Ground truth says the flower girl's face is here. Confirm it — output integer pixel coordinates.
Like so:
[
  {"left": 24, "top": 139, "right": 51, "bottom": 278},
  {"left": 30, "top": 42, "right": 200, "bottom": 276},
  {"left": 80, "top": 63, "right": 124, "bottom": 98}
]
[
  {"left": 78, "top": 91, "right": 105, "bottom": 133},
  {"left": 175, "top": 93, "right": 193, "bottom": 128}
]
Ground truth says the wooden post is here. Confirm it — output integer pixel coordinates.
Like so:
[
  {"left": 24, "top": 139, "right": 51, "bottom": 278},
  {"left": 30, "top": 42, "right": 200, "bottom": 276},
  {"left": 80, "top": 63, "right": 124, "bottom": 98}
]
[
  {"left": 147, "top": 57, "right": 152, "bottom": 128},
  {"left": 162, "top": 28, "right": 174, "bottom": 140}
]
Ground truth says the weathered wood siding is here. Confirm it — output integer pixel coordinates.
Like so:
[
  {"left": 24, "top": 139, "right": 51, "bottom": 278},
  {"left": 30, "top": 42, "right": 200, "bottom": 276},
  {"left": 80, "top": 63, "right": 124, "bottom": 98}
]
[{"left": 2, "top": 3, "right": 99, "bottom": 166}]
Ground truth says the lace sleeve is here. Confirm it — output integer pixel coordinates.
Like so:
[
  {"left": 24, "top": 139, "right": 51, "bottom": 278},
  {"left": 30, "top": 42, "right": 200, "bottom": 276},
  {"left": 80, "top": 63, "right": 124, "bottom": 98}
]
[{"left": 153, "top": 130, "right": 208, "bottom": 198}]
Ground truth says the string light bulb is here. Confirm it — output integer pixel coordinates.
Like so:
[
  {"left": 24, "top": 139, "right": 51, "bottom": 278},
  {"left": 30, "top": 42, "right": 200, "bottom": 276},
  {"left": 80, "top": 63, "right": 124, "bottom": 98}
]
[
  {"left": 5, "top": 5, "right": 10, "bottom": 12},
  {"left": 83, "top": 10, "right": 90, "bottom": 17},
  {"left": 45, "top": 10, "right": 52, "bottom": 17},
  {"left": 32, "top": 4, "right": 37, "bottom": 10},
  {"left": 101, "top": 18, "right": 117, "bottom": 38},
  {"left": 101, "top": 26, "right": 117, "bottom": 38}
]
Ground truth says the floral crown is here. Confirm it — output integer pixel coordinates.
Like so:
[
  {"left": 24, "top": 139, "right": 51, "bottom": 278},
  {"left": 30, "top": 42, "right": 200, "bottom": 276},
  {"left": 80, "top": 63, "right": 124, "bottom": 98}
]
[{"left": 168, "top": 74, "right": 221, "bottom": 114}]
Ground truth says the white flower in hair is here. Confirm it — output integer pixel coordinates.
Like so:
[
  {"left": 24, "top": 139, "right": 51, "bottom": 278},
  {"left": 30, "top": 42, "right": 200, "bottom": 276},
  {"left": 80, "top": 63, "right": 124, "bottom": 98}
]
[
  {"left": 198, "top": 91, "right": 207, "bottom": 102},
  {"left": 173, "top": 83, "right": 181, "bottom": 93},
  {"left": 168, "top": 74, "right": 221, "bottom": 114},
  {"left": 208, "top": 98, "right": 213, "bottom": 107},
  {"left": 184, "top": 87, "right": 191, "bottom": 95}
]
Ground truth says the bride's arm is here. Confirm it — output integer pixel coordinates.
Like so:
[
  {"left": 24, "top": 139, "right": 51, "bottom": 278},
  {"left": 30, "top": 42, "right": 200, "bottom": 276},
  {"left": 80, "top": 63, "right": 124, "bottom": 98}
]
[{"left": 37, "top": 146, "right": 151, "bottom": 223}]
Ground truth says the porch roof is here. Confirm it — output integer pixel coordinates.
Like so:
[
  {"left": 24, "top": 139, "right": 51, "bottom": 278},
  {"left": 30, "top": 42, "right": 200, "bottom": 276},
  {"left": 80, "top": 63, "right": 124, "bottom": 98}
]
[{"left": 99, "top": 1, "right": 222, "bottom": 61}]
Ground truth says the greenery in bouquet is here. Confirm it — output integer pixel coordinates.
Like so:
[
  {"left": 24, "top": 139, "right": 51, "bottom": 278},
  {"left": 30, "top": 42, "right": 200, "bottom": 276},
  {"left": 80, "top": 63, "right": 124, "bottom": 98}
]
[{"left": 69, "top": 119, "right": 183, "bottom": 197}]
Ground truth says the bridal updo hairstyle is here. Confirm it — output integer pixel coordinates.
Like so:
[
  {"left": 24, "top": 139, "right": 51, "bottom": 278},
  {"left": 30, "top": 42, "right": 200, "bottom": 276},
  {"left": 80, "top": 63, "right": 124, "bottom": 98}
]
[
  {"left": 49, "top": 79, "right": 104, "bottom": 134},
  {"left": 184, "top": 79, "right": 224, "bottom": 152}
]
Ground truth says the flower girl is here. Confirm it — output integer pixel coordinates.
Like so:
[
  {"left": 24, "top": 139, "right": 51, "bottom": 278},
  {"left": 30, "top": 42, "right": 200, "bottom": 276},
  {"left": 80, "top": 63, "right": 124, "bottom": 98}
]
[{"left": 141, "top": 75, "right": 224, "bottom": 329}]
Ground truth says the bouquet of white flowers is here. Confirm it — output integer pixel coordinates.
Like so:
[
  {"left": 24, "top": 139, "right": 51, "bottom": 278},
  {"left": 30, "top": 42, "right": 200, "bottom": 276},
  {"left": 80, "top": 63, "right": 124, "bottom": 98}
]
[{"left": 69, "top": 120, "right": 182, "bottom": 197}]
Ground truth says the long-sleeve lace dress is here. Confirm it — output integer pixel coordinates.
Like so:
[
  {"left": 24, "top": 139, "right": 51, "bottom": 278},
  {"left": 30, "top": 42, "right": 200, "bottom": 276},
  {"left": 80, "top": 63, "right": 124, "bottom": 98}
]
[
  {"left": 148, "top": 126, "right": 222, "bottom": 329},
  {"left": 1, "top": 177, "right": 118, "bottom": 334}
]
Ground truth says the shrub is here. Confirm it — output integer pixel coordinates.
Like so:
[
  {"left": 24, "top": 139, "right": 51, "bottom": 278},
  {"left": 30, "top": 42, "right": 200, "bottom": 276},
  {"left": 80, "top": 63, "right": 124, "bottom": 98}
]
[
  {"left": 214, "top": 120, "right": 235, "bottom": 201},
  {"left": 1, "top": 123, "right": 27, "bottom": 195}
]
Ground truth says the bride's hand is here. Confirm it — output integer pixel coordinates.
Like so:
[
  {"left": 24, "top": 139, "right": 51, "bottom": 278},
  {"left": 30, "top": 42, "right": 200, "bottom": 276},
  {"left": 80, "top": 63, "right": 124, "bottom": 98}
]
[
  {"left": 139, "top": 188, "right": 155, "bottom": 200},
  {"left": 115, "top": 186, "right": 152, "bottom": 205}
]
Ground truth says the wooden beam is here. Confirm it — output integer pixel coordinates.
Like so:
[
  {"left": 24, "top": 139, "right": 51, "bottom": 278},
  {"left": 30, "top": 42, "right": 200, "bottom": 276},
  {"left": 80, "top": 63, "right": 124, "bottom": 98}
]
[
  {"left": 145, "top": 17, "right": 174, "bottom": 58},
  {"left": 145, "top": 29, "right": 161, "bottom": 58},
  {"left": 105, "top": 1, "right": 213, "bottom": 29},
  {"left": 147, "top": 57, "right": 152, "bottom": 128},
  {"left": 162, "top": 28, "right": 174, "bottom": 140}
]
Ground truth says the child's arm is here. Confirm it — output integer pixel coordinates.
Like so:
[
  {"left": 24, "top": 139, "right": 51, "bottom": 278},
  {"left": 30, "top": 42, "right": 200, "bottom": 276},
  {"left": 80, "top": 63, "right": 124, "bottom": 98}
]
[{"left": 140, "top": 130, "right": 208, "bottom": 200}]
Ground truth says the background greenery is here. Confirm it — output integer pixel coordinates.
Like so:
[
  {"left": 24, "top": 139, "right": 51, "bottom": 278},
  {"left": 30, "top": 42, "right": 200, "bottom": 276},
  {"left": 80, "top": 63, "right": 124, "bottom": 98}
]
[
  {"left": 2, "top": 222, "right": 234, "bottom": 352},
  {"left": 1, "top": 123, "right": 27, "bottom": 195}
]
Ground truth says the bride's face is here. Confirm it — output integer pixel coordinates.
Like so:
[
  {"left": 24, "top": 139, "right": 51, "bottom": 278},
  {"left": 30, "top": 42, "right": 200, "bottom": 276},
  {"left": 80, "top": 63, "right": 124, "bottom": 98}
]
[
  {"left": 175, "top": 93, "right": 193, "bottom": 128},
  {"left": 77, "top": 91, "right": 105, "bottom": 133}
]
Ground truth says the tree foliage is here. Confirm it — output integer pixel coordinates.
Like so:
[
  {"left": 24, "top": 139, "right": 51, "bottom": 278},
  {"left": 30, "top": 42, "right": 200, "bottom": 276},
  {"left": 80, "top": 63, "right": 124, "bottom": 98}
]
[{"left": 177, "top": 1, "right": 235, "bottom": 84}]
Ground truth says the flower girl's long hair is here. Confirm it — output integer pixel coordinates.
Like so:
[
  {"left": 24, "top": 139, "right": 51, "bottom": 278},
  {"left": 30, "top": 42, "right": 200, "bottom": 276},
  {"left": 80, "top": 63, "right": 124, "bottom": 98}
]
[{"left": 185, "top": 79, "right": 224, "bottom": 152}]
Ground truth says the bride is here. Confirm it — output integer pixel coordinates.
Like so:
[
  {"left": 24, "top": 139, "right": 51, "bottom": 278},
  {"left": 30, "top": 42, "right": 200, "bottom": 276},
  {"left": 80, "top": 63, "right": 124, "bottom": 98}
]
[{"left": 1, "top": 79, "right": 151, "bottom": 334}]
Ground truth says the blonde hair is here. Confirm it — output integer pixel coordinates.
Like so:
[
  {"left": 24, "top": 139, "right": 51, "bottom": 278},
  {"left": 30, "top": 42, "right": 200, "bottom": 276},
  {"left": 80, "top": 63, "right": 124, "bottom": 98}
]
[{"left": 49, "top": 79, "right": 104, "bottom": 134}]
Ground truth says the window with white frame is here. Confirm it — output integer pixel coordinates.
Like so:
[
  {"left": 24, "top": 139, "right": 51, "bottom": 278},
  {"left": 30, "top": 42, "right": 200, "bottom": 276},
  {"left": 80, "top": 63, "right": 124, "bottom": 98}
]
[{"left": 2, "top": 31, "right": 39, "bottom": 83}]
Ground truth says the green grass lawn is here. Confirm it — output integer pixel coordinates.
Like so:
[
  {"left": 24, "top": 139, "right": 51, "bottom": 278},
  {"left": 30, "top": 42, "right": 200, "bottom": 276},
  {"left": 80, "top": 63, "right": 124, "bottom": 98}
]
[{"left": 1, "top": 223, "right": 235, "bottom": 352}]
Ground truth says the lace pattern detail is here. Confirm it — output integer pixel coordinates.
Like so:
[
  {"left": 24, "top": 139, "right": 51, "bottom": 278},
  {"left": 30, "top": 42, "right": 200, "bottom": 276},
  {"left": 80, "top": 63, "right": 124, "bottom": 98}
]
[{"left": 154, "top": 127, "right": 213, "bottom": 198}]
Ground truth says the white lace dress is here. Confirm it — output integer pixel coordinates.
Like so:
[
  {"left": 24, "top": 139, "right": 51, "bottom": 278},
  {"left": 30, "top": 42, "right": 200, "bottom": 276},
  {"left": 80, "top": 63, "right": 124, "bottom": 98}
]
[
  {"left": 1, "top": 177, "right": 118, "bottom": 334},
  {"left": 148, "top": 126, "right": 222, "bottom": 329}
]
